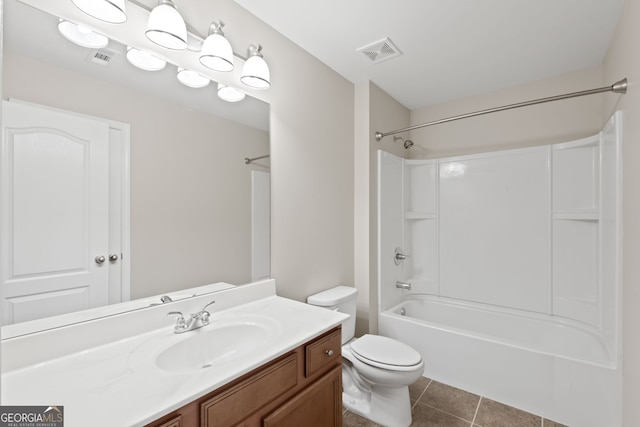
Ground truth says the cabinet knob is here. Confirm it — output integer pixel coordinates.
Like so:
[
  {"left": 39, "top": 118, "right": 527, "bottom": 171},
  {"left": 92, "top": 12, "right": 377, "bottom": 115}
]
[{"left": 325, "top": 349, "right": 334, "bottom": 357}]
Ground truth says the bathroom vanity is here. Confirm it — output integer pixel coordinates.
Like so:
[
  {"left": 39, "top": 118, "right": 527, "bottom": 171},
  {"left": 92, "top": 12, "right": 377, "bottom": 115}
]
[
  {"left": 146, "top": 327, "right": 342, "bottom": 427},
  {"left": 1, "top": 280, "right": 347, "bottom": 427}
]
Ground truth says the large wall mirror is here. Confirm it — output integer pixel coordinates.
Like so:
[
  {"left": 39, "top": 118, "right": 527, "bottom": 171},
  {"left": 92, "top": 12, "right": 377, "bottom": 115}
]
[{"left": 1, "top": 0, "right": 271, "bottom": 328}]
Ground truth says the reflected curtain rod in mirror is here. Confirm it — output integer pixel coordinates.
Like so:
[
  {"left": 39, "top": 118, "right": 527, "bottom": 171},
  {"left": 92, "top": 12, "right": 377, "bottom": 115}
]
[{"left": 244, "top": 154, "right": 269, "bottom": 164}]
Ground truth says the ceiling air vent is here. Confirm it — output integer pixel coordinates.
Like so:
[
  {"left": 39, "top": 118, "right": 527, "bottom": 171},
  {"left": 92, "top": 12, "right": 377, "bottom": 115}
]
[
  {"left": 86, "top": 48, "right": 119, "bottom": 66},
  {"left": 357, "top": 37, "right": 402, "bottom": 64}
]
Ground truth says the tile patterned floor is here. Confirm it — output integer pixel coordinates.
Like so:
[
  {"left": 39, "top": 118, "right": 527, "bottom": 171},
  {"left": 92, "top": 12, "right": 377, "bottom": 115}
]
[{"left": 342, "top": 376, "right": 569, "bottom": 427}]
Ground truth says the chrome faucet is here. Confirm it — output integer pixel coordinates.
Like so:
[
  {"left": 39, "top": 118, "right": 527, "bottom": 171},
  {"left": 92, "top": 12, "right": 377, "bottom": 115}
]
[
  {"left": 396, "top": 281, "right": 412, "bottom": 290},
  {"left": 167, "top": 300, "right": 216, "bottom": 333}
]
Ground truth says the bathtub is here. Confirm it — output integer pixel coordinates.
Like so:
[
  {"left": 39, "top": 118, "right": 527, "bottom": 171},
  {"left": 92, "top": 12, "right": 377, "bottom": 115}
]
[{"left": 378, "top": 296, "right": 622, "bottom": 427}]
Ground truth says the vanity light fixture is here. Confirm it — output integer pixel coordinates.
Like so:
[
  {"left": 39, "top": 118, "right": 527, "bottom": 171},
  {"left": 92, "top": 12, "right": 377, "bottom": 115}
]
[
  {"left": 66, "top": 0, "right": 273, "bottom": 91},
  {"left": 177, "top": 68, "right": 210, "bottom": 88},
  {"left": 126, "top": 47, "right": 167, "bottom": 71},
  {"left": 199, "top": 21, "right": 234, "bottom": 72},
  {"left": 58, "top": 19, "right": 109, "bottom": 49},
  {"left": 146, "top": 0, "right": 188, "bottom": 50},
  {"left": 71, "top": 0, "right": 127, "bottom": 24},
  {"left": 217, "top": 83, "right": 246, "bottom": 102},
  {"left": 240, "top": 44, "right": 271, "bottom": 89}
]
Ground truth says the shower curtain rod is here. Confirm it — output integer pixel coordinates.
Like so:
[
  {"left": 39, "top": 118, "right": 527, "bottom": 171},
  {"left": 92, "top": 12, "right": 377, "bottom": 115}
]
[
  {"left": 375, "top": 78, "right": 628, "bottom": 142},
  {"left": 244, "top": 154, "right": 270, "bottom": 164}
]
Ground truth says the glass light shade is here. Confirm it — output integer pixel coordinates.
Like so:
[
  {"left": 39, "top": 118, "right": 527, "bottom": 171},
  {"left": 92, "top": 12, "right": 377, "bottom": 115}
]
[
  {"left": 177, "top": 68, "right": 210, "bottom": 88},
  {"left": 126, "top": 47, "right": 166, "bottom": 71},
  {"left": 240, "top": 53, "right": 270, "bottom": 89},
  {"left": 71, "top": 0, "right": 127, "bottom": 24},
  {"left": 58, "top": 20, "right": 109, "bottom": 48},
  {"left": 217, "top": 84, "right": 246, "bottom": 102},
  {"left": 200, "top": 33, "right": 234, "bottom": 72},
  {"left": 145, "top": 0, "right": 187, "bottom": 50}
]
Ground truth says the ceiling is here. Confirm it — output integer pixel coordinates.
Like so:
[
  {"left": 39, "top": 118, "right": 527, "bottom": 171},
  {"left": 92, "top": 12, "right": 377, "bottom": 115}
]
[{"left": 234, "top": 0, "right": 625, "bottom": 110}]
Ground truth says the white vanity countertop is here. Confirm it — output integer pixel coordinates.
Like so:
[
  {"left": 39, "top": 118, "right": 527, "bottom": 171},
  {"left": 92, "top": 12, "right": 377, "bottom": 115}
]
[{"left": 1, "top": 280, "right": 347, "bottom": 427}]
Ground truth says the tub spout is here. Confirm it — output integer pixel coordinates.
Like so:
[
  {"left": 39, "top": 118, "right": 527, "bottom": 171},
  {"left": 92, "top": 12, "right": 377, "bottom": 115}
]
[{"left": 396, "top": 281, "right": 412, "bottom": 290}]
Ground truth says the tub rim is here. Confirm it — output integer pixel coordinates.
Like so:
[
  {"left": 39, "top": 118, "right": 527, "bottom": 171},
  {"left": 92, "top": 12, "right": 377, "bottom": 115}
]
[{"left": 381, "top": 294, "right": 617, "bottom": 369}]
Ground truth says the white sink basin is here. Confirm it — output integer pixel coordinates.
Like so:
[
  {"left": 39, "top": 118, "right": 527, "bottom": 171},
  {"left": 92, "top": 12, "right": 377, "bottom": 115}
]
[{"left": 128, "top": 314, "right": 280, "bottom": 373}]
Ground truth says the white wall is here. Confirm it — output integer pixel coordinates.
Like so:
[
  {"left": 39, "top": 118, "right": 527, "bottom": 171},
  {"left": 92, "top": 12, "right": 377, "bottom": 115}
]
[
  {"left": 602, "top": 0, "right": 640, "bottom": 424},
  {"left": 354, "top": 82, "right": 371, "bottom": 337}
]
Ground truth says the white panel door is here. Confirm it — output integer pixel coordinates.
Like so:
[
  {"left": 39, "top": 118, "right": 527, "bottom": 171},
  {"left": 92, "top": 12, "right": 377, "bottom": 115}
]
[{"left": 1, "top": 101, "right": 110, "bottom": 324}]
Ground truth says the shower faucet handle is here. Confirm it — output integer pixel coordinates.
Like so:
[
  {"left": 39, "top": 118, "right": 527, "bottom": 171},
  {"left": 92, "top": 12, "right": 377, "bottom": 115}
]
[{"left": 394, "top": 247, "right": 410, "bottom": 265}]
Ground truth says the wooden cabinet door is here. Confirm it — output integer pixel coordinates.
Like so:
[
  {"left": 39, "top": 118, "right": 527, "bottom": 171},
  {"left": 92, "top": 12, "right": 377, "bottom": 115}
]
[
  {"left": 263, "top": 366, "right": 342, "bottom": 427},
  {"left": 201, "top": 353, "right": 298, "bottom": 426},
  {"left": 149, "top": 415, "right": 182, "bottom": 427}
]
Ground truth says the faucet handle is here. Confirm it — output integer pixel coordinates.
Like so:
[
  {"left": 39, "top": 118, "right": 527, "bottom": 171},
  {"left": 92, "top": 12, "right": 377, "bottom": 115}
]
[
  {"left": 168, "top": 311, "right": 187, "bottom": 325},
  {"left": 168, "top": 311, "right": 191, "bottom": 332},
  {"left": 167, "top": 311, "right": 184, "bottom": 319},
  {"left": 202, "top": 300, "right": 216, "bottom": 311},
  {"left": 197, "top": 301, "right": 215, "bottom": 324},
  {"left": 394, "top": 247, "right": 410, "bottom": 265},
  {"left": 199, "top": 310, "right": 211, "bottom": 323}
]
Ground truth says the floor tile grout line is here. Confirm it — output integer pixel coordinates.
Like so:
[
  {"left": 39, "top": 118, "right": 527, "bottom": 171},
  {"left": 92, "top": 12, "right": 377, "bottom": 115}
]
[
  {"left": 416, "top": 400, "right": 477, "bottom": 424},
  {"left": 411, "top": 378, "right": 432, "bottom": 409},
  {"left": 471, "top": 396, "right": 482, "bottom": 426}
]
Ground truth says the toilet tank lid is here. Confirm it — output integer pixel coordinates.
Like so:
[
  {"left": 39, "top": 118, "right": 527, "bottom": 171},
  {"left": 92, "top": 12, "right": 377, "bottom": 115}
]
[{"left": 307, "top": 286, "right": 357, "bottom": 306}]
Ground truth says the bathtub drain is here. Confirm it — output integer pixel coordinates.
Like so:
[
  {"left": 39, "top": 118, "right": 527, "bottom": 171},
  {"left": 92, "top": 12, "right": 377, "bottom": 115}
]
[{"left": 400, "top": 308, "right": 406, "bottom": 316}]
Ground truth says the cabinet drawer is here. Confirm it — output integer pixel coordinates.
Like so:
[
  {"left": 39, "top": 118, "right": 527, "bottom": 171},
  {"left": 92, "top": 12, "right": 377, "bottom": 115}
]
[
  {"left": 201, "top": 353, "right": 298, "bottom": 426},
  {"left": 305, "top": 328, "right": 341, "bottom": 378}
]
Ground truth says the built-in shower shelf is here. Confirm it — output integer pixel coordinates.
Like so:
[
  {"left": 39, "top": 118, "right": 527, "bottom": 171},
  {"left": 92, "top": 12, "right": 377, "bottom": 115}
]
[
  {"left": 405, "top": 211, "right": 436, "bottom": 220},
  {"left": 552, "top": 210, "right": 599, "bottom": 221}
]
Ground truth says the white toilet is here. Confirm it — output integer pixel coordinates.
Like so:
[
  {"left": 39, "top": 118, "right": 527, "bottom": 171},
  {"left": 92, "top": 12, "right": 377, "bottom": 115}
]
[{"left": 307, "top": 286, "right": 424, "bottom": 427}]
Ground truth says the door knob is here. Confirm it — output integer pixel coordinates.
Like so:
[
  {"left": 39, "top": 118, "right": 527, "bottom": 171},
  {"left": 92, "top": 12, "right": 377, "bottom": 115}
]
[
  {"left": 109, "top": 254, "right": 119, "bottom": 262},
  {"left": 95, "top": 255, "right": 106, "bottom": 264}
]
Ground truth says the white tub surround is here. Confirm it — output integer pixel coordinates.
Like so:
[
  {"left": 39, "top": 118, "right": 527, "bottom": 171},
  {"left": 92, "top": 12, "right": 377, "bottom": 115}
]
[
  {"left": 377, "top": 112, "right": 622, "bottom": 426},
  {"left": 1, "top": 279, "right": 348, "bottom": 427}
]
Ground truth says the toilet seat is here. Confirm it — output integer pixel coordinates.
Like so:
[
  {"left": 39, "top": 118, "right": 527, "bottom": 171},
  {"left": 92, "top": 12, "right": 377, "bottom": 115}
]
[{"left": 350, "top": 334, "right": 422, "bottom": 371}]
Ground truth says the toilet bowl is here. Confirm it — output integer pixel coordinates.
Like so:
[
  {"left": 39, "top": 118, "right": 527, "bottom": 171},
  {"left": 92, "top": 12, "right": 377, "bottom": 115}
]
[{"left": 307, "top": 286, "right": 424, "bottom": 427}]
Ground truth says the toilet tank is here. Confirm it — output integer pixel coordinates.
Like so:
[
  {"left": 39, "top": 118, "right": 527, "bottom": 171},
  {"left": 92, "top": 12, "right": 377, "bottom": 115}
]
[{"left": 307, "top": 286, "right": 357, "bottom": 344}]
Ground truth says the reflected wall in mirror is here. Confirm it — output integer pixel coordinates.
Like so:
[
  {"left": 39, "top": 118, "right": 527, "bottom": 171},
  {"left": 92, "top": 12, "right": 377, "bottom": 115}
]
[{"left": 1, "top": 0, "right": 271, "bottom": 325}]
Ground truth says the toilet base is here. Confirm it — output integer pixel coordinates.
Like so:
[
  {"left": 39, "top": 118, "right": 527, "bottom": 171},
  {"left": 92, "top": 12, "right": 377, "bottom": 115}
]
[{"left": 342, "top": 383, "right": 412, "bottom": 427}]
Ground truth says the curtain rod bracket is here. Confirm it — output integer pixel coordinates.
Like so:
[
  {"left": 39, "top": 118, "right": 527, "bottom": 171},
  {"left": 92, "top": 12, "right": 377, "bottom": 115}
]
[
  {"left": 612, "top": 78, "right": 628, "bottom": 94},
  {"left": 375, "top": 78, "right": 628, "bottom": 142}
]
